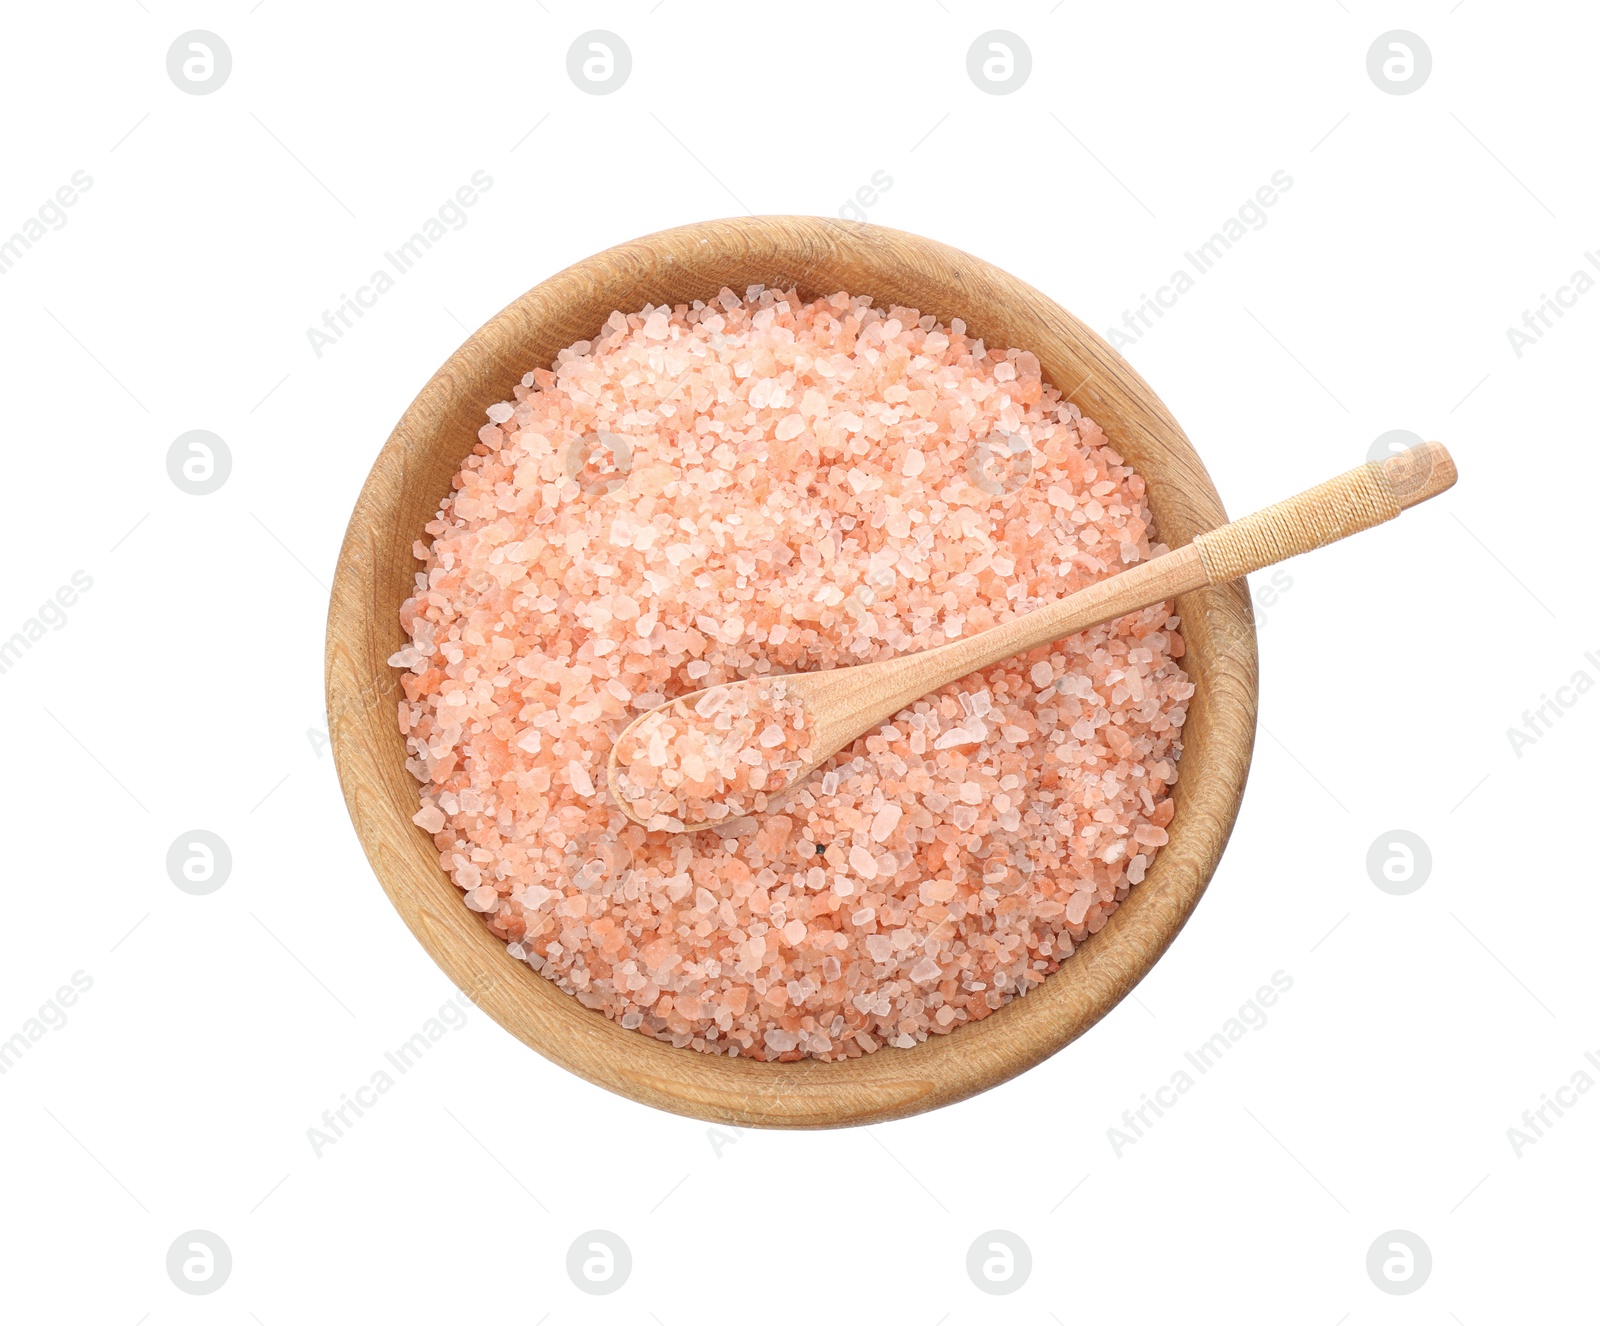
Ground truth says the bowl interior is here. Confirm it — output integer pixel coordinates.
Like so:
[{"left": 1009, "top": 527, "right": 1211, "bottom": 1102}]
[{"left": 326, "top": 216, "right": 1258, "bottom": 1127}]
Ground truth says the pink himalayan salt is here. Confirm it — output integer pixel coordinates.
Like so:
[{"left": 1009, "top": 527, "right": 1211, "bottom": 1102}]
[
  {"left": 393, "top": 286, "right": 1191, "bottom": 1062},
  {"left": 613, "top": 677, "right": 811, "bottom": 828}
]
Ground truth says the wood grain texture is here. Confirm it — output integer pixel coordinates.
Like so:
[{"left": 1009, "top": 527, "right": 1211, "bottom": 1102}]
[{"left": 325, "top": 216, "right": 1261, "bottom": 1128}]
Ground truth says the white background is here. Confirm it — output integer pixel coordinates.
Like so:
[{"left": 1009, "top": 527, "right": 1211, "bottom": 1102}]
[{"left": 1, "top": 2, "right": 1594, "bottom": 1321}]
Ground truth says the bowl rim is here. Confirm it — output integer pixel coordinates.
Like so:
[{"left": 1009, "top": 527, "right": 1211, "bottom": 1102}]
[{"left": 325, "top": 214, "right": 1258, "bottom": 1128}]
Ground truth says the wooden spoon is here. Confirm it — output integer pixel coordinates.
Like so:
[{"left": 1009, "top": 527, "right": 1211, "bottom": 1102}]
[{"left": 607, "top": 441, "right": 1456, "bottom": 831}]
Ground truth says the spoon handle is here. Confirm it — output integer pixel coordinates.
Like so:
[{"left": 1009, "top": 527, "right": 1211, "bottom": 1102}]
[
  {"left": 802, "top": 442, "right": 1456, "bottom": 750},
  {"left": 1192, "top": 440, "right": 1455, "bottom": 584}
]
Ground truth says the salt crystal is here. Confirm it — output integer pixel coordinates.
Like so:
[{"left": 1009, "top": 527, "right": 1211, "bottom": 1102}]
[
  {"left": 870, "top": 804, "right": 902, "bottom": 842},
  {"left": 395, "top": 286, "right": 1189, "bottom": 1062}
]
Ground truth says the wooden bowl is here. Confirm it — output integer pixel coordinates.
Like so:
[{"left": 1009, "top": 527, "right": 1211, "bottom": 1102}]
[{"left": 326, "top": 216, "right": 1258, "bottom": 1128}]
